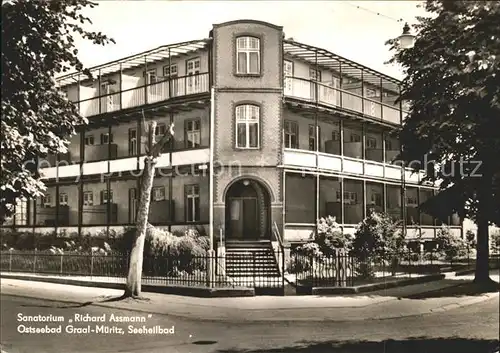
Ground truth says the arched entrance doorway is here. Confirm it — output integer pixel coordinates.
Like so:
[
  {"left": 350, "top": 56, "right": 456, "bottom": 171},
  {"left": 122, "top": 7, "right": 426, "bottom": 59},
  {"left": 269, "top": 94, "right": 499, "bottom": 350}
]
[{"left": 225, "top": 178, "right": 271, "bottom": 240}]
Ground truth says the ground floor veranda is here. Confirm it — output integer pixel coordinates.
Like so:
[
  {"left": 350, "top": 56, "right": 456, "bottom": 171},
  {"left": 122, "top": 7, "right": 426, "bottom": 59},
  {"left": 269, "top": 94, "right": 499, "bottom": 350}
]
[{"left": 3, "top": 166, "right": 463, "bottom": 246}]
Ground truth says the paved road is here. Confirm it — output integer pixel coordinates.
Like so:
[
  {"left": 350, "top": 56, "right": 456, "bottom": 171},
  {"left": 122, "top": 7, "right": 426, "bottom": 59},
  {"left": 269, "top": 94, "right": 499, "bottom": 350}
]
[{"left": 1, "top": 294, "right": 498, "bottom": 353}]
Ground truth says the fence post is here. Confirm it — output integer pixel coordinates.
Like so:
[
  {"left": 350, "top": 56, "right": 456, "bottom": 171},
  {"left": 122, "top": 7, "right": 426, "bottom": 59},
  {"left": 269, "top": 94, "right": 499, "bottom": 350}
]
[
  {"left": 408, "top": 248, "right": 412, "bottom": 278},
  {"left": 33, "top": 248, "right": 37, "bottom": 273},
  {"left": 60, "top": 253, "right": 64, "bottom": 274},
  {"left": 252, "top": 252, "right": 256, "bottom": 288},
  {"left": 90, "top": 251, "right": 94, "bottom": 278},
  {"left": 467, "top": 244, "right": 470, "bottom": 266},
  {"left": 9, "top": 249, "right": 12, "bottom": 272},
  {"left": 206, "top": 249, "right": 215, "bottom": 288}
]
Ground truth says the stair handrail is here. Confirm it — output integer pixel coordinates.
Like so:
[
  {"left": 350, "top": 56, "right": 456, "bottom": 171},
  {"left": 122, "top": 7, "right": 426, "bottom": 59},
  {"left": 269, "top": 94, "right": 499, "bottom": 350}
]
[
  {"left": 273, "top": 221, "right": 284, "bottom": 250},
  {"left": 272, "top": 222, "right": 285, "bottom": 278}
]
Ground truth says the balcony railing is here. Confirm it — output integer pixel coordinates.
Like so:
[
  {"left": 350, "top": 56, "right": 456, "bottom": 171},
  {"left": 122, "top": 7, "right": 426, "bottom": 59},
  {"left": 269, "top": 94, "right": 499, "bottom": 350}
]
[
  {"left": 284, "top": 77, "right": 408, "bottom": 125},
  {"left": 70, "top": 73, "right": 210, "bottom": 118}
]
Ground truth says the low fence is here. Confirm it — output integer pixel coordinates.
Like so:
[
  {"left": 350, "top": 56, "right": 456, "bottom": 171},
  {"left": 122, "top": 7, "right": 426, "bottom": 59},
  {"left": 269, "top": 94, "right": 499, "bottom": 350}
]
[
  {"left": 0, "top": 251, "right": 233, "bottom": 288},
  {"left": 289, "top": 249, "right": 500, "bottom": 288}
]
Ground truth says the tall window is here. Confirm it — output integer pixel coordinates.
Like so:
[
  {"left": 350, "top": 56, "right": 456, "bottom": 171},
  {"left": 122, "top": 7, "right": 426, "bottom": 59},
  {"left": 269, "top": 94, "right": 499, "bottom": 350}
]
[
  {"left": 154, "top": 123, "right": 169, "bottom": 152},
  {"left": 145, "top": 69, "right": 157, "bottom": 84},
  {"left": 163, "top": 64, "right": 178, "bottom": 78},
  {"left": 59, "top": 193, "right": 68, "bottom": 206},
  {"left": 152, "top": 186, "right": 166, "bottom": 202},
  {"left": 236, "top": 104, "right": 259, "bottom": 148},
  {"left": 185, "top": 119, "right": 201, "bottom": 148},
  {"left": 128, "top": 128, "right": 137, "bottom": 156},
  {"left": 284, "top": 120, "right": 298, "bottom": 149},
  {"left": 308, "top": 125, "right": 320, "bottom": 151},
  {"left": 84, "top": 135, "right": 94, "bottom": 146},
  {"left": 100, "top": 190, "right": 113, "bottom": 205},
  {"left": 100, "top": 132, "right": 113, "bottom": 145},
  {"left": 185, "top": 184, "right": 200, "bottom": 222},
  {"left": 129, "top": 188, "right": 137, "bottom": 223},
  {"left": 309, "top": 68, "right": 321, "bottom": 81},
  {"left": 15, "top": 198, "right": 28, "bottom": 225},
  {"left": 41, "top": 194, "right": 51, "bottom": 207},
  {"left": 155, "top": 123, "right": 166, "bottom": 139},
  {"left": 343, "top": 179, "right": 363, "bottom": 224},
  {"left": 83, "top": 191, "right": 93, "bottom": 206},
  {"left": 236, "top": 36, "right": 260, "bottom": 74}
]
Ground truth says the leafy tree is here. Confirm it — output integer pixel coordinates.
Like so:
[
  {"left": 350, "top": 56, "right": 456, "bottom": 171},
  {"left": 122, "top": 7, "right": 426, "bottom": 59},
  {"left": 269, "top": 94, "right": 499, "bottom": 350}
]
[
  {"left": 1, "top": 0, "right": 114, "bottom": 222},
  {"left": 387, "top": 1, "right": 500, "bottom": 284}
]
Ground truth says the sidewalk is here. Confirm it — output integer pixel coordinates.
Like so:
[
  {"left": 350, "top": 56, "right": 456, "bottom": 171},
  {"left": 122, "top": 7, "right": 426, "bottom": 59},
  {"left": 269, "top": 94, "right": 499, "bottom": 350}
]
[{"left": 1, "top": 271, "right": 498, "bottom": 322}]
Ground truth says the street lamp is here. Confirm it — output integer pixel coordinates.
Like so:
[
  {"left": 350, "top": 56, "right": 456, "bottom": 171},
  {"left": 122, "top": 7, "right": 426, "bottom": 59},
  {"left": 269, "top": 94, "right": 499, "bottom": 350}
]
[{"left": 398, "top": 23, "right": 416, "bottom": 49}]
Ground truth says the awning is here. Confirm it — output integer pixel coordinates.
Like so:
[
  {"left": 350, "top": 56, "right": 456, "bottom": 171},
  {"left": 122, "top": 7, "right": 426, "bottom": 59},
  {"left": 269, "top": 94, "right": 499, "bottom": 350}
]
[
  {"left": 283, "top": 39, "right": 401, "bottom": 94},
  {"left": 56, "top": 39, "right": 211, "bottom": 87}
]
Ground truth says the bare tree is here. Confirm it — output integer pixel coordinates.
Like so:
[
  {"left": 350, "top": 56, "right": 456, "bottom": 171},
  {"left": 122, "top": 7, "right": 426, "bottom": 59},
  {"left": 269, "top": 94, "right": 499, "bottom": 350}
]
[{"left": 124, "top": 112, "right": 174, "bottom": 298}]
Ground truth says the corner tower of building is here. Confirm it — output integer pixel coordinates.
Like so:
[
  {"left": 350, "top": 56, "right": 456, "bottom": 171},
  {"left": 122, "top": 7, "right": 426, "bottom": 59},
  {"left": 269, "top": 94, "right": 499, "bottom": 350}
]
[{"left": 211, "top": 20, "right": 285, "bottom": 241}]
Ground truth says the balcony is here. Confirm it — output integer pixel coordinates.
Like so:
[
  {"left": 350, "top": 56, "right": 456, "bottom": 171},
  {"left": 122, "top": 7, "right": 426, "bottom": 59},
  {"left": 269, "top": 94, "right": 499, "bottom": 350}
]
[
  {"left": 284, "top": 77, "right": 407, "bottom": 125},
  {"left": 70, "top": 73, "right": 210, "bottom": 118}
]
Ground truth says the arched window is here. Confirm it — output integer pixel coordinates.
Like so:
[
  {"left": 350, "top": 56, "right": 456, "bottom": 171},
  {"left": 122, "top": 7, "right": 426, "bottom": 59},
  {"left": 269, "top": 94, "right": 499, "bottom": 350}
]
[
  {"left": 235, "top": 104, "right": 260, "bottom": 149},
  {"left": 236, "top": 36, "right": 260, "bottom": 74}
]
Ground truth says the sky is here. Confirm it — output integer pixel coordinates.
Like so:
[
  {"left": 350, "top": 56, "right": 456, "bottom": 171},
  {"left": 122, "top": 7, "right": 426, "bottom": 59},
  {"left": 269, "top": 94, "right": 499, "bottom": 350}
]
[{"left": 75, "top": 0, "right": 428, "bottom": 80}]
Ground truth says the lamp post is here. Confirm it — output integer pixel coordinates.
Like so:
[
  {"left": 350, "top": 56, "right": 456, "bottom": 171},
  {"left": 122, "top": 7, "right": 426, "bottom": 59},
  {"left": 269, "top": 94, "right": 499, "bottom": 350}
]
[{"left": 398, "top": 23, "right": 416, "bottom": 49}]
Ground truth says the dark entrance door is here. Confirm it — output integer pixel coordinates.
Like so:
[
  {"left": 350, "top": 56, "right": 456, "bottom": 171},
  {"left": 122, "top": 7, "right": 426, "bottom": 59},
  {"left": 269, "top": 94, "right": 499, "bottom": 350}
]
[
  {"left": 228, "top": 197, "right": 258, "bottom": 239},
  {"left": 226, "top": 179, "right": 269, "bottom": 240}
]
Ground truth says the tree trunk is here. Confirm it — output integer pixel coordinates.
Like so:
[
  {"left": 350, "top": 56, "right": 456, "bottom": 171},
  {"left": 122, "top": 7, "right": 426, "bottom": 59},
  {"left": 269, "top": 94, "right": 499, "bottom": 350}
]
[
  {"left": 474, "top": 200, "right": 491, "bottom": 283},
  {"left": 474, "top": 169, "right": 492, "bottom": 284},
  {"left": 124, "top": 156, "right": 157, "bottom": 298},
  {"left": 123, "top": 118, "right": 173, "bottom": 298}
]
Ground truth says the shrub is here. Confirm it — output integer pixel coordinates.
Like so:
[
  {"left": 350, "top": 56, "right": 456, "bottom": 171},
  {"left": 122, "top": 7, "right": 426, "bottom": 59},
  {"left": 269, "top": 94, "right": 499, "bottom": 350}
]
[
  {"left": 285, "top": 256, "right": 311, "bottom": 274},
  {"left": 351, "top": 210, "right": 403, "bottom": 260},
  {"left": 435, "top": 225, "right": 467, "bottom": 261},
  {"left": 314, "top": 216, "right": 352, "bottom": 255},
  {"left": 142, "top": 226, "right": 208, "bottom": 274},
  {"left": 465, "top": 230, "right": 476, "bottom": 249},
  {"left": 490, "top": 231, "right": 500, "bottom": 254},
  {"left": 294, "top": 242, "right": 322, "bottom": 258},
  {"left": 293, "top": 216, "right": 351, "bottom": 259},
  {"left": 351, "top": 211, "right": 403, "bottom": 278}
]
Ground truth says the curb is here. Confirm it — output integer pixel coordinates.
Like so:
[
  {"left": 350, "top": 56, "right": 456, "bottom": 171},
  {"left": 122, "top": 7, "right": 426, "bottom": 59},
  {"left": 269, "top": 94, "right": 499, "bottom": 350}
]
[
  {"left": 431, "top": 292, "right": 499, "bottom": 313},
  {"left": 3, "top": 290, "right": 497, "bottom": 323},
  {"left": 309, "top": 274, "right": 445, "bottom": 295},
  {"left": 455, "top": 264, "right": 500, "bottom": 276},
  {"left": 0, "top": 274, "right": 255, "bottom": 298}
]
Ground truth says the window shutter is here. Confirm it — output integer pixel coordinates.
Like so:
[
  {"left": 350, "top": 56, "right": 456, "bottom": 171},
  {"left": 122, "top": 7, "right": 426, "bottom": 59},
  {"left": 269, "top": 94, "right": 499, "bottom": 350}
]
[
  {"left": 100, "top": 134, "right": 104, "bottom": 145},
  {"left": 100, "top": 190, "right": 104, "bottom": 204}
]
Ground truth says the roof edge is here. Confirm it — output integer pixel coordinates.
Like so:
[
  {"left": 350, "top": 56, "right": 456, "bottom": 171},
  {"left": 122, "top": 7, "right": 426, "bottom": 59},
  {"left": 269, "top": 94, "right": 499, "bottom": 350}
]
[
  {"left": 56, "top": 38, "right": 212, "bottom": 82},
  {"left": 213, "top": 19, "right": 283, "bottom": 31},
  {"left": 284, "top": 39, "right": 401, "bottom": 85}
]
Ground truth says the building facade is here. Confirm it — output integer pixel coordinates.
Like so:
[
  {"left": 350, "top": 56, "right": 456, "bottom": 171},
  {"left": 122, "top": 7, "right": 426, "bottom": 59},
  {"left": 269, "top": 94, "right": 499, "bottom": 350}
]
[{"left": 5, "top": 20, "right": 463, "bottom": 247}]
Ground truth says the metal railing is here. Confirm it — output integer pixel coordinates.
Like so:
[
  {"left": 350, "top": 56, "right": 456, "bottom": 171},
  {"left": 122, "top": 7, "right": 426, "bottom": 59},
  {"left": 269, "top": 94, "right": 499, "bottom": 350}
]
[
  {"left": 69, "top": 73, "right": 210, "bottom": 118},
  {"left": 284, "top": 76, "right": 409, "bottom": 125},
  {"left": 289, "top": 249, "right": 499, "bottom": 288},
  {"left": 1, "top": 250, "right": 234, "bottom": 288},
  {"left": 272, "top": 221, "right": 285, "bottom": 281}
]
